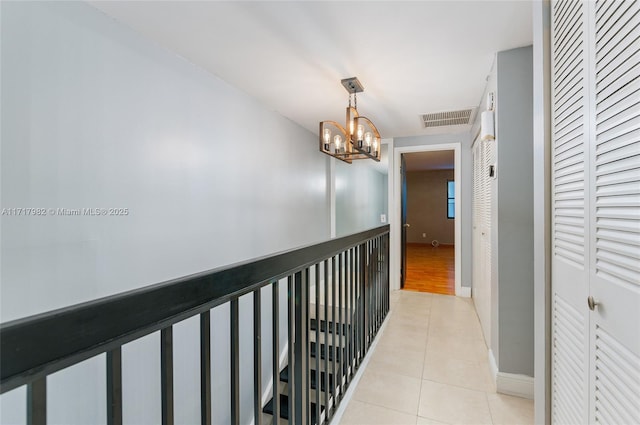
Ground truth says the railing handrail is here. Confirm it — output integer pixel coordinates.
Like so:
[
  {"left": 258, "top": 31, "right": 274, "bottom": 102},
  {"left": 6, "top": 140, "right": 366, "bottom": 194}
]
[{"left": 0, "top": 225, "right": 389, "bottom": 394}]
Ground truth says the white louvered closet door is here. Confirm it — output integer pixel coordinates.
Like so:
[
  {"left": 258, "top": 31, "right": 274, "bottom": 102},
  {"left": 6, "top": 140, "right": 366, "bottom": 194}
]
[
  {"left": 551, "top": 0, "right": 590, "bottom": 422},
  {"left": 589, "top": 0, "right": 640, "bottom": 423},
  {"left": 472, "top": 135, "right": 492, "bottom": 345},
  {"left": 552, "top": 0, "right": 640, "bottom": 423}
]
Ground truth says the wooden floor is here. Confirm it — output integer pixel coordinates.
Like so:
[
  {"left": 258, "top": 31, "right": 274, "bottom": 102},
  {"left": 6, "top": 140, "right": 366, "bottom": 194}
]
[{"left": 404, "top": 243, "right": 455, "bottom": 295}]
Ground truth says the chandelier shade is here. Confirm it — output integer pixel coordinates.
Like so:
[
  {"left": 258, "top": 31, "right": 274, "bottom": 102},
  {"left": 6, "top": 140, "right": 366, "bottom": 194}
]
[{"left": 319, "top": 77, "right": 381, "bottom": 163}]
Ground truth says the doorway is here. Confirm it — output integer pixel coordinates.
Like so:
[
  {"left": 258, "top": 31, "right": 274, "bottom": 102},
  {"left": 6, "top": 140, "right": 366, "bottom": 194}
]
[
  {"left": 401, "top": 150, "right": 456, "bottom": 294},
  {"left": 390, "top": 142, "right": 465, "bottom": 297}
]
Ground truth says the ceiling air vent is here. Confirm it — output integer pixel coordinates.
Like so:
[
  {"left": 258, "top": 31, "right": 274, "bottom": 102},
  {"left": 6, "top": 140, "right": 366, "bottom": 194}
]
[{"left": 421, "top": 108, "right": 476, "bottom": 128}]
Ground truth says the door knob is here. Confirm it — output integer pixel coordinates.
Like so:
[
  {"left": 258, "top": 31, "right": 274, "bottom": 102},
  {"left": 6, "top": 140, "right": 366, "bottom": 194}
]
[
  {"left": 587, "top": 296, "right": 599, "bottom": 311},
  {"left": 403, "top": 224, "right": 410, "bottom": 228}
]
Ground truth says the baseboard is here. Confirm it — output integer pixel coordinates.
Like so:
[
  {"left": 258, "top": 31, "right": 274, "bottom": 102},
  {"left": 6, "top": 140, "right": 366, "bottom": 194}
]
[
  {"left": 457, "top": 286, "right": 471, "bottom": 298},
  {"left": 488, "top": 349, "right": 499, "bottom": 380},
  {"left": 496, "top": 372, "right": 534, "bottom": 400},
  {"left": 488, "top": 349, "right": 534, "bottom": 399}
]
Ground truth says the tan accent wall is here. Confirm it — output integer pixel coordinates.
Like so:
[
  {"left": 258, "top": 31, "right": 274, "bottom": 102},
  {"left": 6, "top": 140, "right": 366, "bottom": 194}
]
[{"left": 406, "top": 169, "right": 455, "bottom": 245}]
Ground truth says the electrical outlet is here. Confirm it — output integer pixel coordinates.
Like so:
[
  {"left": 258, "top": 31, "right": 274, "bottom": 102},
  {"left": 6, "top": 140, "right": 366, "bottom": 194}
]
[
  {"left": 422, "top": 233, "right": 426, "bottom": 238},
  {"left": 380, "top": 214, "right": 386, "bottom": 223}
]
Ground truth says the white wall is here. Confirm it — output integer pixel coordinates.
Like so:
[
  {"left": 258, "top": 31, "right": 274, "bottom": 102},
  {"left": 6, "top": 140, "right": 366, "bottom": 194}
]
[{"left": 0, "top": 2, "right": 366, "bottom": 424}]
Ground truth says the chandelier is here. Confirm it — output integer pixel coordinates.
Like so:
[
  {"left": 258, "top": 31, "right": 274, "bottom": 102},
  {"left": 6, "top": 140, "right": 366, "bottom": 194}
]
[{"left": 319, "top": 77, "right": 381, "bottom": 163}]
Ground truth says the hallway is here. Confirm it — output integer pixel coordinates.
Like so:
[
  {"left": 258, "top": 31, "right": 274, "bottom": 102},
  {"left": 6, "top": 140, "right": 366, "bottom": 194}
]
[{"left": 337, "top": 290, "right": 533, "bottom": 424}]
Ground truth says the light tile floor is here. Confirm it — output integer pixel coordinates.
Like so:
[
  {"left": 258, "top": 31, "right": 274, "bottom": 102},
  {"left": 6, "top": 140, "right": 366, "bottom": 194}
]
[{"left": 338, "top": 290, "right": 533, "bottom": 425}]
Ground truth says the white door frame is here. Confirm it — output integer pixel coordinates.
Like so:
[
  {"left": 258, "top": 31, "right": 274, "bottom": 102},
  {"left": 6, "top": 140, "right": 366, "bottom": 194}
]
[{"left": 389, "top": 142, "right": 465, "bottom": 297}]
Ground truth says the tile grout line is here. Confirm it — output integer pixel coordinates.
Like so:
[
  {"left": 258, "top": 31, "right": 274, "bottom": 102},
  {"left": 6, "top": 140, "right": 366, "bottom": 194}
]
[{"left": 415, "top": 295, "right": 433, "bottom": 420}]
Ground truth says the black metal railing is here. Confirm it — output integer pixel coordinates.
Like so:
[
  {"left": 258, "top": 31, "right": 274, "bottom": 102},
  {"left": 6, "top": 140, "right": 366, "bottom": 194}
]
[{"left": 0, "top": 225, "right": 390, "bottom": 425}]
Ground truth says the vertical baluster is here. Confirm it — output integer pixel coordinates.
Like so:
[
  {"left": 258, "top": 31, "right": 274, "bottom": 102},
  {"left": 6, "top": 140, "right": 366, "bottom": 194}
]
[
  {"left": 345, "top": 249, "right": 351, "bottom": 386},
  {"left": 107, "top": 347, "right": 122, "bottom": 425},
  {"left": 380, "top": 236, "right": 385, "bottom": 317},
  {"left": 369, "top": 240, "right": 375, "bottom": 340},
  {"left": 358, "top": 245, "right": 363, "bottom": 365},
  {"left": 315, "top": 264, "right": 321, "bottom": 424},
  {"left": 294, "top": 270, "right": 308, "bottom": 425},
  {"left": 370, "top": 239, "right": 375, "bottom": 334},
  {"left": 351, "top": 247, "right": 356, "bottom": 371},
  {"left": 371, "top": 240, "right": 376, "bottom": 337},
  {"left": 331, "top": 256, "right": 337, "bottom": 407},
  {"left": 254, "top": 290, "right": 262, "bottom": 425},
  {"left": 375, "top": 237, "right": 380, "bottom": 330},
  {"left": 200, "top": 312, "right": 211, "bottom": 425},
  {"left": 361, "top": 242, "right": 368, "bottom": 355},
  {"left": 323, "top": 260, "right": 330, "bottom": 421},
  {"left": 230, "top": 300, "right": 240, "bottom": 425},
  {"left": 372, "top": 238, "right": 376, "bottom": 332},
  {"left": 27, "top": 377, "right": 46, "bottom": 425},
  {"left": 379, "top": 237, "right": 382, "bottom": 327},
  {"left": 338, "top": 252, "right": 344, "bottom": 398},
  {"left": 383, "top": 236, "right": 386, "bottom": 316},
  {"left": 383, "top": 235, "right": 387, "bottom": 317},
  {"left": 161, "top": 327, "right": 174, "bottom": 425},
  {"left": 349, "top": 247, "right": 355, "bottom": 374},
  {"left": 349, "top": 248, "right": 355, "bottom": 379},
  {"left": 288, "top": 276, "right": 295, "bottom": 423},
  {"left": 272, "top": 281, "right": 280, "bottom": 425},
  {"left": 354, "top": 245, "right": 362, "bottom": 367},
  {"left": 386, "top": 234, "right": 390, "bottom": 315}
]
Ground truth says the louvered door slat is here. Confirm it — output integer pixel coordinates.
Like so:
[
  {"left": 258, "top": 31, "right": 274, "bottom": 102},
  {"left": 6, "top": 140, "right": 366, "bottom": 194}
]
[
  {"left": 594, "top": 79, "right": 640, "bottom": 115},
  {"left": 595, "top": 0, "right": 635, "bottom": 45},
  {"left": 556, "top": 92, "right": 584, "bottom": 125},
  {"left": 594, "top": 327, "right": 640, "bottom": 424},
  {"left": 555, "top": 140, "right": 583, "bottom": 163},
  {"left": 552, "top": 293, "right": 587, "bottom": 424},
  {"left": 596, "top": 59, "right": 639, "bottom": 97},
  {"left": 597, "top": 140, "right": 639, "bottom": 171},
  {"left": 597, "top": 82, "right": 640, "bottom": 124},
  {"left": 556, "top": 61, "right": 585, "bottom": 99},
  {"left": 556, "top": 26, "right": 584, "bottom": 72},
  {"left": 556, "top": 4, "right": 584, "bottom": 53},
  {"left": 554, "top": 0, "right": 575, "bottom": 29},
  {"left": 596, "top": 30, "right": 639, "bottom": 77},
  {"left": 556, "top": 38, "right": 584, "bottom": 82}
]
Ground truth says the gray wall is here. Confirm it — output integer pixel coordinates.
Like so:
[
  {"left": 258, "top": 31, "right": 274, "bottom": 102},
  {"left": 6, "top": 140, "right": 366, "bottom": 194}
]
[
  {"left": 0, "top": 2, "right": 382, "bottom": 424},
  {"left": 495, "top": 46, "right": 534, "bottom": 377},
  {"left": 471, "top": 46, "right": 534, "bottom": 378},
  {"left": 406, "top": 170, "right": 455, "bottom": 244},
  {"left": 394, "top": 133, "right": 472, "bottom": 288},
  {"left": 335, "top": 160, "right": 387, "bottom": 237}
]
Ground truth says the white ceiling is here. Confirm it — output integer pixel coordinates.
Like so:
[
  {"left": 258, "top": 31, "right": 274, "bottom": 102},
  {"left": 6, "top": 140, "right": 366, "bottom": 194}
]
[{"left": 90, "top": 1, "right": 532, "bottom": 139}]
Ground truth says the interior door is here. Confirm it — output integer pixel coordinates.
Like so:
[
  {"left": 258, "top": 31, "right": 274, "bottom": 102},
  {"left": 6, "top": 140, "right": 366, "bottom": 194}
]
[
  {"left": 551, "top": 1, "right": 640, "bottom": 423},
  {"left": 401, "top": 154, "right": 407, "bottom": 289},
  {"left": 588, "top": 1, "right": 640, "bottom": 422},
  {"left": 551, "top": 1, "right": 591, "bottom": 422},
  {"left": 472, "top": 136, "right": 492, "bottom": 345}
]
